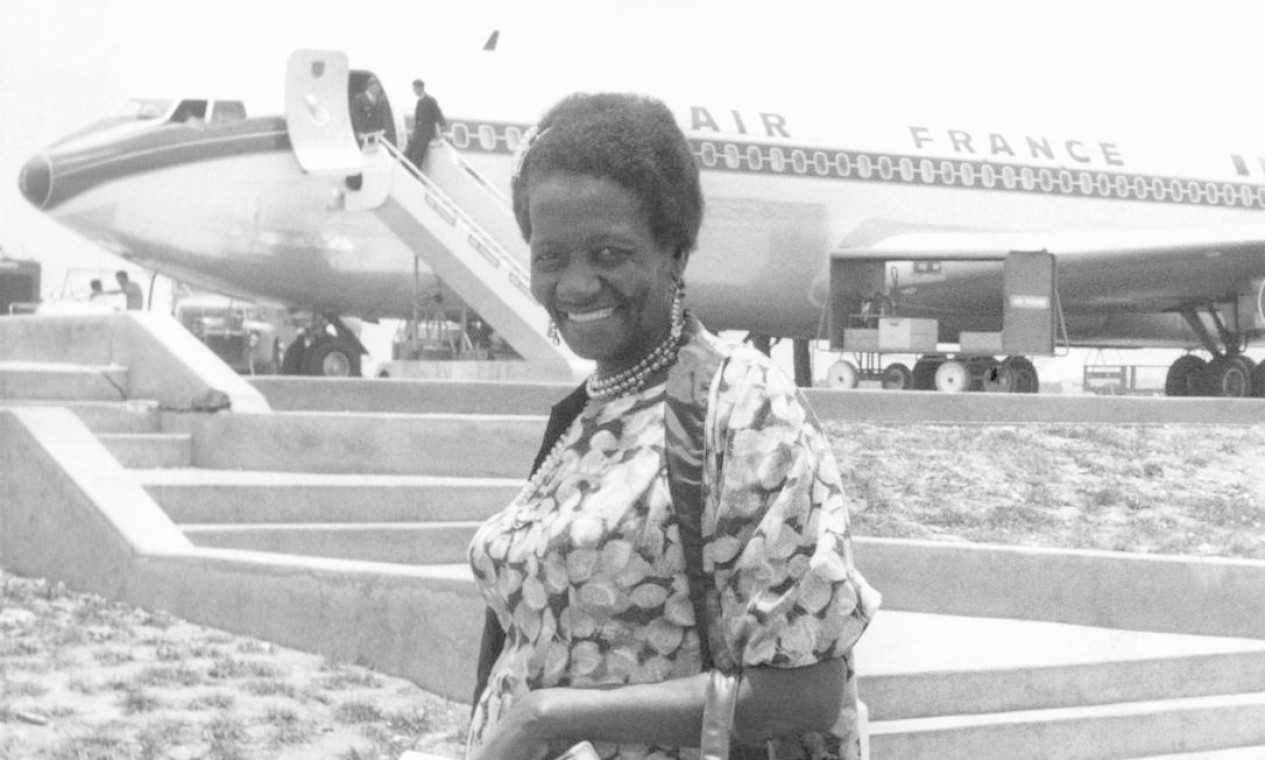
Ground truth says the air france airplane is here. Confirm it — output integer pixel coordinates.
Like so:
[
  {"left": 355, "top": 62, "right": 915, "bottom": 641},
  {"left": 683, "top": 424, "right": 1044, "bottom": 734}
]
[{"left": 17, "top": 47, "right": 1265, "bottom": 397}]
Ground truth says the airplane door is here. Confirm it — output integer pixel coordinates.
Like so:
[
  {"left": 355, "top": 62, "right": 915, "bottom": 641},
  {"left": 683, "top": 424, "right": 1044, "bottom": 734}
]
[
  {"left": 1002, "top": 250, "right": 1057, "bottom": 355},
  {"left": 285, "top": 50, "right": 363, "bottom": 175}
]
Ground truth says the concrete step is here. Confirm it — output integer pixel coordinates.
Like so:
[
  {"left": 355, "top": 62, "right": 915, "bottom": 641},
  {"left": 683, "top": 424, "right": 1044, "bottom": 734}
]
[
  {"left": 98, "top": 433, "right": 192, "bottom": 468},
  {"left": 249, "top": 376, "right": 570, "bottom": 415},
  {"left": 1128, "top": 746, "right": 1265, "bottom": 759},
  {"left": 180, "top": 521, "right": 483, "bottom": 564},
  {"left": 869, "top": 691, "right": 1265, "bottom": 760},
  {"left": 0, "top": 361, "right": 128, "bottom": 401},
  {"left": 0, "top": 399, "right": 160, "bottom": 433},
  {"left": 132, "top": 468, "right": 521, "bottom": 523},
  {"left": 856, "top": 612, "right": 1265, "bottom": 719},
  {"left": 162, "top": 411, "right": 546, "bottom": 477}
]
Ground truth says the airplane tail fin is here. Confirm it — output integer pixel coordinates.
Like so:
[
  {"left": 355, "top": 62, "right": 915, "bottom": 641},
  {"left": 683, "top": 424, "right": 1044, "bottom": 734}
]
[{"left": 483, "top": 30, "right": 499, "bottom": 51}]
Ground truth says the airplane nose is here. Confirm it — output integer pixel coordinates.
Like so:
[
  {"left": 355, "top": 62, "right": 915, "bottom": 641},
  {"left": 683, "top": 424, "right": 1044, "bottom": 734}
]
[{"left": 19, "top": 153, "right": 52, "bottom": 209}]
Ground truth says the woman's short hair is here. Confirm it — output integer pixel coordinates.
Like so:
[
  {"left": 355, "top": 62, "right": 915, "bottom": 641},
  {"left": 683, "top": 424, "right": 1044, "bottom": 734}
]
[{"left": 511, "top": 92, "right": 703, "bottom": 257}]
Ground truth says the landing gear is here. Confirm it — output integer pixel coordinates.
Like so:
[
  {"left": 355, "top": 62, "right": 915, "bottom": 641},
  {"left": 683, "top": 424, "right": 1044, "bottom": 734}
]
[
  {"left": 303, "top": 337, "right": 362, "bottom": 377},
  {"left": 1204, "top": 355, "right": 1253, "bottom": 398},
  {"left": 1164, "top": 304, "right": 1262, "bottom": 398},
  {"left": 1164, "top": 355, "right": 1205, "bottom": 397},
  {"left": 278, "top": 314, "right": 366, "bottom": 377}
]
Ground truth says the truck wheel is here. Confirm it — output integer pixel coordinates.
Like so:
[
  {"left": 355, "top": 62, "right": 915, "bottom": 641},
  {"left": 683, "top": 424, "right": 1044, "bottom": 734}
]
[
  {"left": 882, "top": 363, "right": 913, "bottom": 390},
  {"left": 826, "top": 360, "right": 859, "bottom": 389},
  {"left": 934, "top": 360, "right": 969, "bottom": 392}
]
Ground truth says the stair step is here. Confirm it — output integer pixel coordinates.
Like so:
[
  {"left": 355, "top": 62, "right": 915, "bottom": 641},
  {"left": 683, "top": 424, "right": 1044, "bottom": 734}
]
[
  {"left": 132, "top": 469, "right": 520, "bottom": 523},
  {"left": 1128, "top": 746, "right": 1265, "bottom": 759},
  {"left": 98, "top": 433, "right": 192, "bottom": 468},
  {"left": 0, "top": 361, "right": 128, "bottom": 401},
  {"left": 0, "top": 399, "right": 160, "bottom": 433},
  {"left": 161, "top": 411, "right": 546, "bottom": 477},
  {"left": 181, "top": 521, "right": 484, "bottom": 564},
  {"left": 855, "top": 612, "right": 1265, "bottom": 719},
  {"left": 869, "top": 691, "right": 1265, "bottom": 760}
]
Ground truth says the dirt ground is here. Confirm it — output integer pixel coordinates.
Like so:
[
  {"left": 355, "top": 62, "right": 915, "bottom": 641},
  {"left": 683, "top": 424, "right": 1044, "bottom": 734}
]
[
  {"left": 4, "top": 421, "right": 1264, "bottom": 759},
  {"left": 0, "top": 570, "right": 468, "bottom": 760}
]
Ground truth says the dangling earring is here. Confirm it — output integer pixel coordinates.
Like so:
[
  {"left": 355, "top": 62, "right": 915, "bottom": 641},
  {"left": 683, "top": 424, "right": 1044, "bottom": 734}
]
[{"left": 547, "top": 318, "right": 560, "bottom": 346}]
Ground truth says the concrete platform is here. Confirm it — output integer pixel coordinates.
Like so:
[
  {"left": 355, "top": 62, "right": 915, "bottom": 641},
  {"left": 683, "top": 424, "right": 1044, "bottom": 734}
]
[{"left": 855, "top": 612, "right": 1265, "bottom": 719}]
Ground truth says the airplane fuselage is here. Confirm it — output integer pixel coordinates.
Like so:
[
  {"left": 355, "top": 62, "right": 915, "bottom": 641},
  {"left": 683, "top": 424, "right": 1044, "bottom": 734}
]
[{"left": 19, "top": 59, "right": 1265, "bottom": 351}]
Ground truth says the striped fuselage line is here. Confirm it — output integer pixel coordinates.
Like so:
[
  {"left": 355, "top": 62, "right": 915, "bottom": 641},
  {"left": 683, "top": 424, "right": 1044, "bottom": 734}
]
[
  {"left": 446, "top": 119, "right": 1265, "bottom": 213},
  {"left": 43, "top": 115, "right": 1265, "bottom": 215}
]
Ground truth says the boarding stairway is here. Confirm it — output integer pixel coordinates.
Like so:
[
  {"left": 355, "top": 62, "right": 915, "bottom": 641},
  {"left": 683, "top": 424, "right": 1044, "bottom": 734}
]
[{"left": 285, "top": 49, "right": 584, "bottom": 382}]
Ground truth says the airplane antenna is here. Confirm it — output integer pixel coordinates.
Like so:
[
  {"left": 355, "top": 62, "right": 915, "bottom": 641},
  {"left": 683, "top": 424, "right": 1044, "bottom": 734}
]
[{"left": 483, "top": 30, "right": 499, "bottom": 51}]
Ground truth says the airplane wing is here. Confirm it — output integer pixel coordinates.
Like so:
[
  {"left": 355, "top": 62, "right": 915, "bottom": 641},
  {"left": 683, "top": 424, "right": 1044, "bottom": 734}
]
[{"left": 837, "top": 223, "right": 1265, "bottom": 313}]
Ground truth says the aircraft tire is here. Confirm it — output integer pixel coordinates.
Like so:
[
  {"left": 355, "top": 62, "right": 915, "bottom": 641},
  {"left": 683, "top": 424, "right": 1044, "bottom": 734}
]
[
  {"left": 826, "top": 360, "right": 859, "bottom": 389},
  {"left": 882, "top": 362, "right": 913, "bottom": 390},
  {"left": 1164, "top": 354, "right": 1206, "bottom": 397},
  {"left": 934, "top": 360, "right": 969, "bottom": 393},
  {"left": 912, "top": 358, "right": 942, "bottom": 390},
  {"left": 1003, "top": 356, "right": 1040, "bottom": 393},
  {"left": 303, "top": 337, "right": 362, "bottom": 377},
  {"left": 1203, "top": 356, "right": 1252, "bottom": 398}
]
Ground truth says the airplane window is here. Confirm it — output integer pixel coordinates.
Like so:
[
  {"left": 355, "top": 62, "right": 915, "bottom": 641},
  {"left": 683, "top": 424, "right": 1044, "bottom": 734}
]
[
  {"left": 116, "top": 99, "right": 173, "bottom": 121},
  {"left": 210, "top": 101, "right": 247, "bottom": 127},
  {"left": 170, "top": 100, "right": 209, "bottom": 125}
]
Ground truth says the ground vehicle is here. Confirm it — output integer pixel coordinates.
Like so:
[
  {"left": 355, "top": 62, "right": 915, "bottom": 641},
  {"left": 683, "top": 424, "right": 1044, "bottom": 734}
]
[
  {"left": 174, "top": 295, "right": 284, "bottom": 375},
  {"left": 0, "top": 254, "right": 41, "bottom": 314}
]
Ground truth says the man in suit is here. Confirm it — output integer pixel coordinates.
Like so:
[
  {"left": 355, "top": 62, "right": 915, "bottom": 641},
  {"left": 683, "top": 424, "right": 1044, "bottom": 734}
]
[{"left": 406, "top": 79, "right": 447, "bottom": 169}]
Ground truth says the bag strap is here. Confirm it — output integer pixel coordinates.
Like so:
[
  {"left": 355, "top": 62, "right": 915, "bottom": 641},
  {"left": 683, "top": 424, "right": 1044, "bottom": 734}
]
[{"left": 665, "top": 385, "right": 715, "bottom": 670}]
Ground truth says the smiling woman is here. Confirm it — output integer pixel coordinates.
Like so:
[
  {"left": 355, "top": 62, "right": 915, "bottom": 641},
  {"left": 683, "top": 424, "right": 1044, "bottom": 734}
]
[{"left": 465, "top": 92, "right": 880, "bottom": 760}]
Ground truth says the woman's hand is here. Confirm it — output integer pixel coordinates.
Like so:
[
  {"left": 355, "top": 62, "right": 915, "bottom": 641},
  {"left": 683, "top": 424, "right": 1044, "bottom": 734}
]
[{"left": 468, "top": 690, "right": 570, "bottom": 760}]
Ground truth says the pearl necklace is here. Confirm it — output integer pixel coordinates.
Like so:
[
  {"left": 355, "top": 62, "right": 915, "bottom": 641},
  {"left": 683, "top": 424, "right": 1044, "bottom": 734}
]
[{"left": 585, "top": 306, "right": 686, "bottom": 401}]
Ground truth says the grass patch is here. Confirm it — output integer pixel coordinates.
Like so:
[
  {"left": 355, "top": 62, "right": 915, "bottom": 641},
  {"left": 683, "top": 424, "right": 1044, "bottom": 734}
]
[
  {"left": 186, "top": 692, "right": 236, "bottom": 711},
  {"left": 316, "top": 662, "right": 382, "bottom": 691},
  {"left": 120, "top": 687, "right": 164, "bottom": 715},
  {"left": 264, "top": 706, "right": 315, "bottom": 747},
  {"left": 334, "top": 699, "right": 384, "bottom": 724},
  {"left": 136, "top": 663, "right": 205, "bottom": 688},
  {"left": 242, "top": 679, "right": 298, "bottom": 698},
  {"left": 3, "top": 679, "right": 49, "bottom": 699}
]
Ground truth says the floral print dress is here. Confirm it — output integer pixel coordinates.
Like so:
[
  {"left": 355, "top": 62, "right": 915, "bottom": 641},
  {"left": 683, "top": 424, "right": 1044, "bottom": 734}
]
[{"left": 466, "top": 337, "right": 877, "bottom": 760}]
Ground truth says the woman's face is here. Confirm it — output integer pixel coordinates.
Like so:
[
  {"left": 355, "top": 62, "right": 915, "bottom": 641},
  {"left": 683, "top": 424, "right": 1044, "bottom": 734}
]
[{"left": 528, "top": 172, "right": 683, "bottom": 376}]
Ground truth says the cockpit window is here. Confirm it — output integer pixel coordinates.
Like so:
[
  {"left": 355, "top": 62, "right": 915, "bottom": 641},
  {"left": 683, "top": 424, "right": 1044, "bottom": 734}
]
[
  {"left": 116, "top": 98, "right": 173, "bottom": 120},
  {"left": 210, "top": 101, "right": 247, "bottom": 126},
  {"left": 171, "top": 100, "right": 209, "bottom": 125}
]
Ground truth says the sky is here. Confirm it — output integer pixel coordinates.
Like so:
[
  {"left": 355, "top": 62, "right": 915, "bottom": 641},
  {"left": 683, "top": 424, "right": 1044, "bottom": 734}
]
[{"left": 3, "top": 0, "right": 1265, "bottom": 376}]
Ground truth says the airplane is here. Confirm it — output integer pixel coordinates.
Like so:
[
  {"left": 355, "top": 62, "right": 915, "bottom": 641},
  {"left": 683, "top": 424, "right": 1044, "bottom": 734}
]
[{"left": 16, "top": 43, "right": 1265, "bottom": 398}]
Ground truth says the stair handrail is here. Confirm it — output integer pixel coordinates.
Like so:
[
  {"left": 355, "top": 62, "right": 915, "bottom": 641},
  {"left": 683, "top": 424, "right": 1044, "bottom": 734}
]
[
  {"left": 433, "top": 137, "right": 512, "bottom": 210},
  {"left": 379, "top": 140, "right": 533, "bottom": 298}
]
